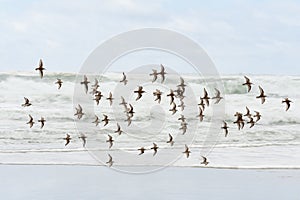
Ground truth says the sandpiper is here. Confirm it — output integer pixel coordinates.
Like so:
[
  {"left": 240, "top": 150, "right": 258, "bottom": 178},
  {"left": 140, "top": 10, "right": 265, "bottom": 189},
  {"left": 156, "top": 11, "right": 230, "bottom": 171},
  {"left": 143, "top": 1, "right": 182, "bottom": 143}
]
[
  {"left": 151, "top": 143, "right": 159, "bottom": 156},
  {"left": 282, "top": 98, "right": 292, "bottom": 111},
  {"left": 134, "top": 86, "right": 146, "bottom": 101},
  {"left": 120, "top": 72, "right": 128, "bottom": 85},
  {"left": 80, "top": 75, "right": 90, "bottom": 94},
  {"left": 167, "top": 133, "right": 174, "bottom": 146},
  {"left": 55, "top": 79, "right": 63, "bottom": 89},
  {"left": 256, "top": 86, "right": 267, "bottom": 104},
  {"left": 221, "top": 121, "right": 229, "bottom": 137},
  {"left": 27, "top": 114, "right": 34, "bottom": 128},
  {"left": 64, "top": 134, "right": 71, "bottom": 146},
  {"left": 106, "top": 134, "right": 114, "bottom": 148},
  {"left": 35, "top": 59, "right": 45, "bottom": 78},
  {"left": 243, "top": 76, "right": 253, "bottom": 92},
  {"left": 22, "top": 97, "right": 32, "bottom": 107},
  {"left": 78, "top": 133, "right": 87, "bottom": 147},
  {"left": 183, "top": 145, "right": 191, "bottom": 158},
  {"left": 38, "top": 117, "right": 46, "bottom": 129}
]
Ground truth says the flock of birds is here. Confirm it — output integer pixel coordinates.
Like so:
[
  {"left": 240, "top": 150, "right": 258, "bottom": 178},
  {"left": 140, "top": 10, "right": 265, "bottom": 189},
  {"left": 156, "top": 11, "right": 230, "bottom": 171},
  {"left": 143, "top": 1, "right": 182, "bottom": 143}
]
[{"left": 22, "top": 59, "right": 293, "bottom": 167}]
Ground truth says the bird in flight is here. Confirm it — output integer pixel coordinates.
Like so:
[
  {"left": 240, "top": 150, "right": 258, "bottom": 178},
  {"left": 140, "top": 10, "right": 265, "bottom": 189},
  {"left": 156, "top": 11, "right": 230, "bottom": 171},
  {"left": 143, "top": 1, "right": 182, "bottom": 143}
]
[
  {"left": 80, "top": 75, "right": 90, "bottom": 94},
  {"left": 134, "top": 86, "right": 146, "bottom": 101},
  {"left": 35, "top": 59, "right": 45, "bottom": 78},
  {"left": 38, "top": 117, "right": 46, "bottom": 129},
  {"left": 183, "top": 144, "right": 191, "bottom": 158},
  {"left": 22, "top": 97, "right": 32, "bottom": 107},
  {"left": 120, "top": 72, "right": 128, "bottom": 85},
  {"left": 167, "top": 133, "right": 174, "bottom": 146},
  {"left": 212, "top": 88, "right": 223, "bottom": 104},
  {"left": 138, "top": 147, "right": 146, "bottom": 155},
  {"left": 201, "top": 88, "right": 210, "bottom": 107},
  {"left": 74, "top": 104, "right": 84, "bottom": 119},
  {"left": 150, "top": 69, "right": 159, "bottom": 83},
  {"left": 151, "top": 143, "right": 159, "bottom": 156},
  {"left": 201, "top": 156, "right": 209, "bottom": 166},
  {"left": 78, "top": 133, "right": 87, "bottom": 147},
  {"left": 106, "top": 134, "right": 114, "bottom": 149},
  {"left": 158, "top": 64, "right": 167, "bottom": 83},
  {"left": 55, "top": 79, "right": 63, "bottom": 89},
  {"left": 64, "top": 134, "right": 71, "bottom": 146},
  {"left": 256, "top": 86, "right": 267, "bottom": 104},
  {"left": 106, "top": 154, "right": 114, "bottom": 167},
  {"left": 243, "top": 76, "right": 253, "bottom": 92},
  {"left": 282, "top": 98, "right": 292, "bottom": 111},
  {"left": 27, "top": 114, "right": 34, "bottom": 128},
  {"left": 221, "top": 121, "right": 229, "bottom": 137}
]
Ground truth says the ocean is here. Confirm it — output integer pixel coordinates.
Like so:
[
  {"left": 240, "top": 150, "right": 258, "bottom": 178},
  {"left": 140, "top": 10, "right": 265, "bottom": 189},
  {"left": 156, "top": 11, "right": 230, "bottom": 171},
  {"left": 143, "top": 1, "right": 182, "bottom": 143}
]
[{"left": 0, "top": 71, "right": 299, "bottom": 172}]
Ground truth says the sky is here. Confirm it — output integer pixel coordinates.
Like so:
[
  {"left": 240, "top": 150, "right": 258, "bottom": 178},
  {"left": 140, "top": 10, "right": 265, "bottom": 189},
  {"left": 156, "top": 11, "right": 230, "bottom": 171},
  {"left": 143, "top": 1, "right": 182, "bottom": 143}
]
[{"left": 0, "top": 0, "right": 300, "bottom": 75}]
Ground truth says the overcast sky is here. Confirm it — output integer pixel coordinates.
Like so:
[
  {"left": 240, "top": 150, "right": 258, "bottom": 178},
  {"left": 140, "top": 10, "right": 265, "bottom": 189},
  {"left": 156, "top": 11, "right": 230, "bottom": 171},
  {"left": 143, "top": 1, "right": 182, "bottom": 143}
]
[{"left": 0, "top": 0, "right": 300, "bottom": 75}]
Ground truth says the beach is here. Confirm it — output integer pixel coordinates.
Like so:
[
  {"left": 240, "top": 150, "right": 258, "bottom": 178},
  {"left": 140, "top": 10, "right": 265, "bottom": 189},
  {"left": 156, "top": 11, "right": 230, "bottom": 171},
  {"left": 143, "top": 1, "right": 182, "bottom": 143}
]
[{"left": 1, "top": 165, "right": 299, "bottom": 200}]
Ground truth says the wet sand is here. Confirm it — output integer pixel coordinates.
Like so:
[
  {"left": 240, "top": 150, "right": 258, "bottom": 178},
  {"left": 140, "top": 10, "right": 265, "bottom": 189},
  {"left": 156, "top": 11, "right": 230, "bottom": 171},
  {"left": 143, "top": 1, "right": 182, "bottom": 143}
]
[{"left": 0, "top": 165, "right": 299, "bottom": 200}]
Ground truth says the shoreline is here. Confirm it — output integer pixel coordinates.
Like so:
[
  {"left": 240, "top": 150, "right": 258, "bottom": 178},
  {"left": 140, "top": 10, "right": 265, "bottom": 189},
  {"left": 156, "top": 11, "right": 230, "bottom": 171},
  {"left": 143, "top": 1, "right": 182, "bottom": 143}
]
[{"left": 1, "top": 164, "right": 299, "bottom": 200}]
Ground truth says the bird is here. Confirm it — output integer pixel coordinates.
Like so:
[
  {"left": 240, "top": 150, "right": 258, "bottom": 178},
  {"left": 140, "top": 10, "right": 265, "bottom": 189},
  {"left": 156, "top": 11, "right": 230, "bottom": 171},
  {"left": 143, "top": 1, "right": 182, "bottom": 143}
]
[
  {"left": 169, "top": 102, "right": 177, "bottom": 115},
  {"left": 92, "top": 78, "right": 99, "bottom": 88},
  {"left": 64, "top": 134, "right": 71, "bottom": 146},
  {"left": 80, "top": 75, "right": 90, "bottom": 94},
  {"left": 183, "top": 145, "right": 191, "bottom": 158},
  {"left": 234, "top": 112, "right": 245, "bottom": 130},
  {"left": 106, "top": 92, "right": 114, "bottom": 106},
  {"left": 201, "top": 156, "right": 209, "bottom": 166},
  {"left": 243, "top": 76, "right": 253, "bottom": 92},
  {"left": 198, "top": 98, "right": 205, "bottom": 111},
  {"left": 93, "top": 91, "right": 103, "bottom": 105},
  {"left": 27, "top": 114, "right": 34, "bottom": 128},
  {"left": 212, "top": 88, "right": 223, "bottom": 104},
  {"left": 196, "top": 107, "right": 205, "bottom": 122},
  {"left": 253, "top": 111, "right": 261, "bottom": 122},
  {"left": 22, "top": 97, "right": 32, "bottom": 107},
  {"left": 177, "top": 77, "right": 186, "bottom": 88},
  {"left": 102, "top": 114, "right": 110, "bottom": 126},
  {"left": 92, "top": 115, "right": 100, "bottom": 126},
  {"left": 106, "top": 154, "right": 114, "bottom": 167},
  {"left": 55, "top": 79, "right": 63, "bottom": 89},
  {"left": 114, "top": 123, "right": 123, "bottom": 135},
  {"left": 201, "top": 88, "right": 210, "bottom": 107},
  {"left": 244, "top": 106, "right": 251, "bottom": 118},
  {"left": 38, "top": 117, "right": 46, "bottom": 129},
  {"left": 120, "top": 72, "right": 128, "bottom": 85},
  {"left": 119, "top": 96, "right": 128, "bottom": 108},
  {"left": 78, "top": 133, "right": 87, "bottom": 147},
  {"left": 247, "top": 117, "right": 255, "bottom": 128},
  {"left": 125, "top": 114, "right": 132, "bottom": 126},
  {"left": 158, "top": 64, "right": 167, "bottom": 83},
  {"left": 106, "top": 134, "right": 114, "bottom": 148},
  {"left": 150, "top": 69, "right": 159, "bottom": 82},
  {"left": 153, "top": 89, "right": 162, "bottom": 103},
  {"left": 35, "top": 59, "right": 45, "bottom": 78},
  {"left": 282, "top": 98, "right": 292, "bottom": 111},
  {"left": 256, "top": 86, "right": 267, "bottom": 104},
  {"left": 167, "top": 90, "right": 175, "bottom": 105},
  {"left": 127, "top": 104, "right": 135, "bottom": 117},
  {"left": 178, "top": 114, "right": 186, "bottom": 122},
  {"left": 134, "top": 86, "right": 146, "bottom": 101},
  {"left": 138, "top": 147, "right": 146, "bottom": 155},
  {"left": 151, "top": 143, "right": 159, "bottom": 156},
  {"left": 180, "top": 122, "right": 188, "bottom": 135},
  {"left": 74, "top": 104, "right": 84, "bottom": 119},
  {"left": 167, "top": 133, "right": 174, "bottom": 146},
  {"left": 221, "top": 121, "right": 229, "bottom": 137},
  {"left": 178, "top": 99, "right": 185, "bottom": 111}
]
